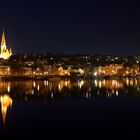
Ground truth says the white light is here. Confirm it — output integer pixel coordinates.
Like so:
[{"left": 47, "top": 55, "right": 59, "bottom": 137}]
[
  {"left": 37, "top": 85, "right": 40, "bottom": 91},
  {"left": 116, "top": 90, "right": 118, "bottom": 96},
  {"left": 58, "top": 84, "right": 61, "bottom": 91},
  {"left": 33, "top": 81, "right": 36, "bottom": 87},
  {"left": 94, "top": 71, "right": 97, "bottom": 76},
  {"left": 51, "top": 92, "right": 53, "bottom": 99},
  {"left": 78, "top": 80, "right": 84, "bottom": 89},
  {"left": 7, "top": 85, "right": 10, "bottom": 92},
  {"left": 32, "top": 90, "right": 34, "bottom": 95},
  {"left": 94, "top": 80, "right": 97, "bottom": 87}
]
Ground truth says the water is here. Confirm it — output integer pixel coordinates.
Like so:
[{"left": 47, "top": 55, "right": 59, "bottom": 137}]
[{"left": 0, "top": 78, "right": 140, "bottom": 137}]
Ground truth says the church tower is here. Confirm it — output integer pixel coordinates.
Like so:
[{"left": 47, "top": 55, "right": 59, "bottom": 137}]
[
  {"left": 1, "top": 29, "right": 7, "bottom": 55},
  {"left": 0, "top": 28, "right": 12, "bottom": 59}
]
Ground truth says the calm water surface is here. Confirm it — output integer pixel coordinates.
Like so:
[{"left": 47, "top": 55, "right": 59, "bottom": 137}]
[{"left": 0, "top": 78, "right": 140, "bottom": 136}]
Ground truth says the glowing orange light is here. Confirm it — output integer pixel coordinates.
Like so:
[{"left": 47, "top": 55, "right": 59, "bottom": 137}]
[{"left": 0, "top": 95, "right": 12, "bottom": 125}]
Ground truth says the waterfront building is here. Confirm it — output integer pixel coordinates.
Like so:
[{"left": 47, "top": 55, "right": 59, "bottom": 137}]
[{"left": 0, "top": 66, "right": 11, "bottom": 76}]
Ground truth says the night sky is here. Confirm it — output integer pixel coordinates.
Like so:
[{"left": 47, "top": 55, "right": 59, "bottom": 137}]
[{"left": 0, "top": 0, "right": 140, "bottom": 55}]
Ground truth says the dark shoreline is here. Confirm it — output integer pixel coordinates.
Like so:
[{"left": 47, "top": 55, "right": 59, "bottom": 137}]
[{"left": 0, "top": 75, "right": 140, "bottom": 81}]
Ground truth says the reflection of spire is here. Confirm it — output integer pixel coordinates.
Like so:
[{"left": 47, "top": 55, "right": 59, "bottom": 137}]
[{"left": 0, "top": 95, "right": 12, "bottom": 125}]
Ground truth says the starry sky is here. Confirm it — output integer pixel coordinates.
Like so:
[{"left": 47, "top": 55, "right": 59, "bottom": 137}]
[{"left": 0, "top": 0, "right": 140, "bottom": 55}]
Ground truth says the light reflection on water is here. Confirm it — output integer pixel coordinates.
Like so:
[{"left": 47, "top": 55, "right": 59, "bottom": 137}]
[
  {"left": 0, "top": 78, "right": 140, "bottom": 99},
  {"left": 0, "top": 78, "right": 140, "bottom": 126},
  {"left": 0, "top": 94, "right": 12, "bottom": 125}
]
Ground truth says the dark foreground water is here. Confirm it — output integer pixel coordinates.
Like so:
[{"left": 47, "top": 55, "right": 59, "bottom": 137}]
[{"left": 0, "top": 78, "right": 140, "bottom": 138}]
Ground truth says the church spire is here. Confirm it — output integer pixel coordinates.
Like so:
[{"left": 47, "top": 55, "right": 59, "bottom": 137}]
[
  {"left": 1, "top": 28, "right": 6, "bottom": 46},
  {"left": 0, "top": 28, "right": 12, "bottom": 59}
]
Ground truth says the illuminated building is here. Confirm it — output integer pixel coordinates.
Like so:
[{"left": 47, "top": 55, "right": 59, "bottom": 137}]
[
  {"left": 0, "top": 29, "right": 12, "bottom": 60},
  {"left": 96, "top": 64, "right": 124, "bottom": 76},
  {"left": 0, "top": 66, "right": 11, "bottom": 76},
  {"left": 0, "top": 95, "right": 12, "bottom": 125}
]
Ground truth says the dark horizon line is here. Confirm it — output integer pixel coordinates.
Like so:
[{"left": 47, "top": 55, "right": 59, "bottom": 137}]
[{"left": 11, "top": 52, "right": 140, "bottom": 57}]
